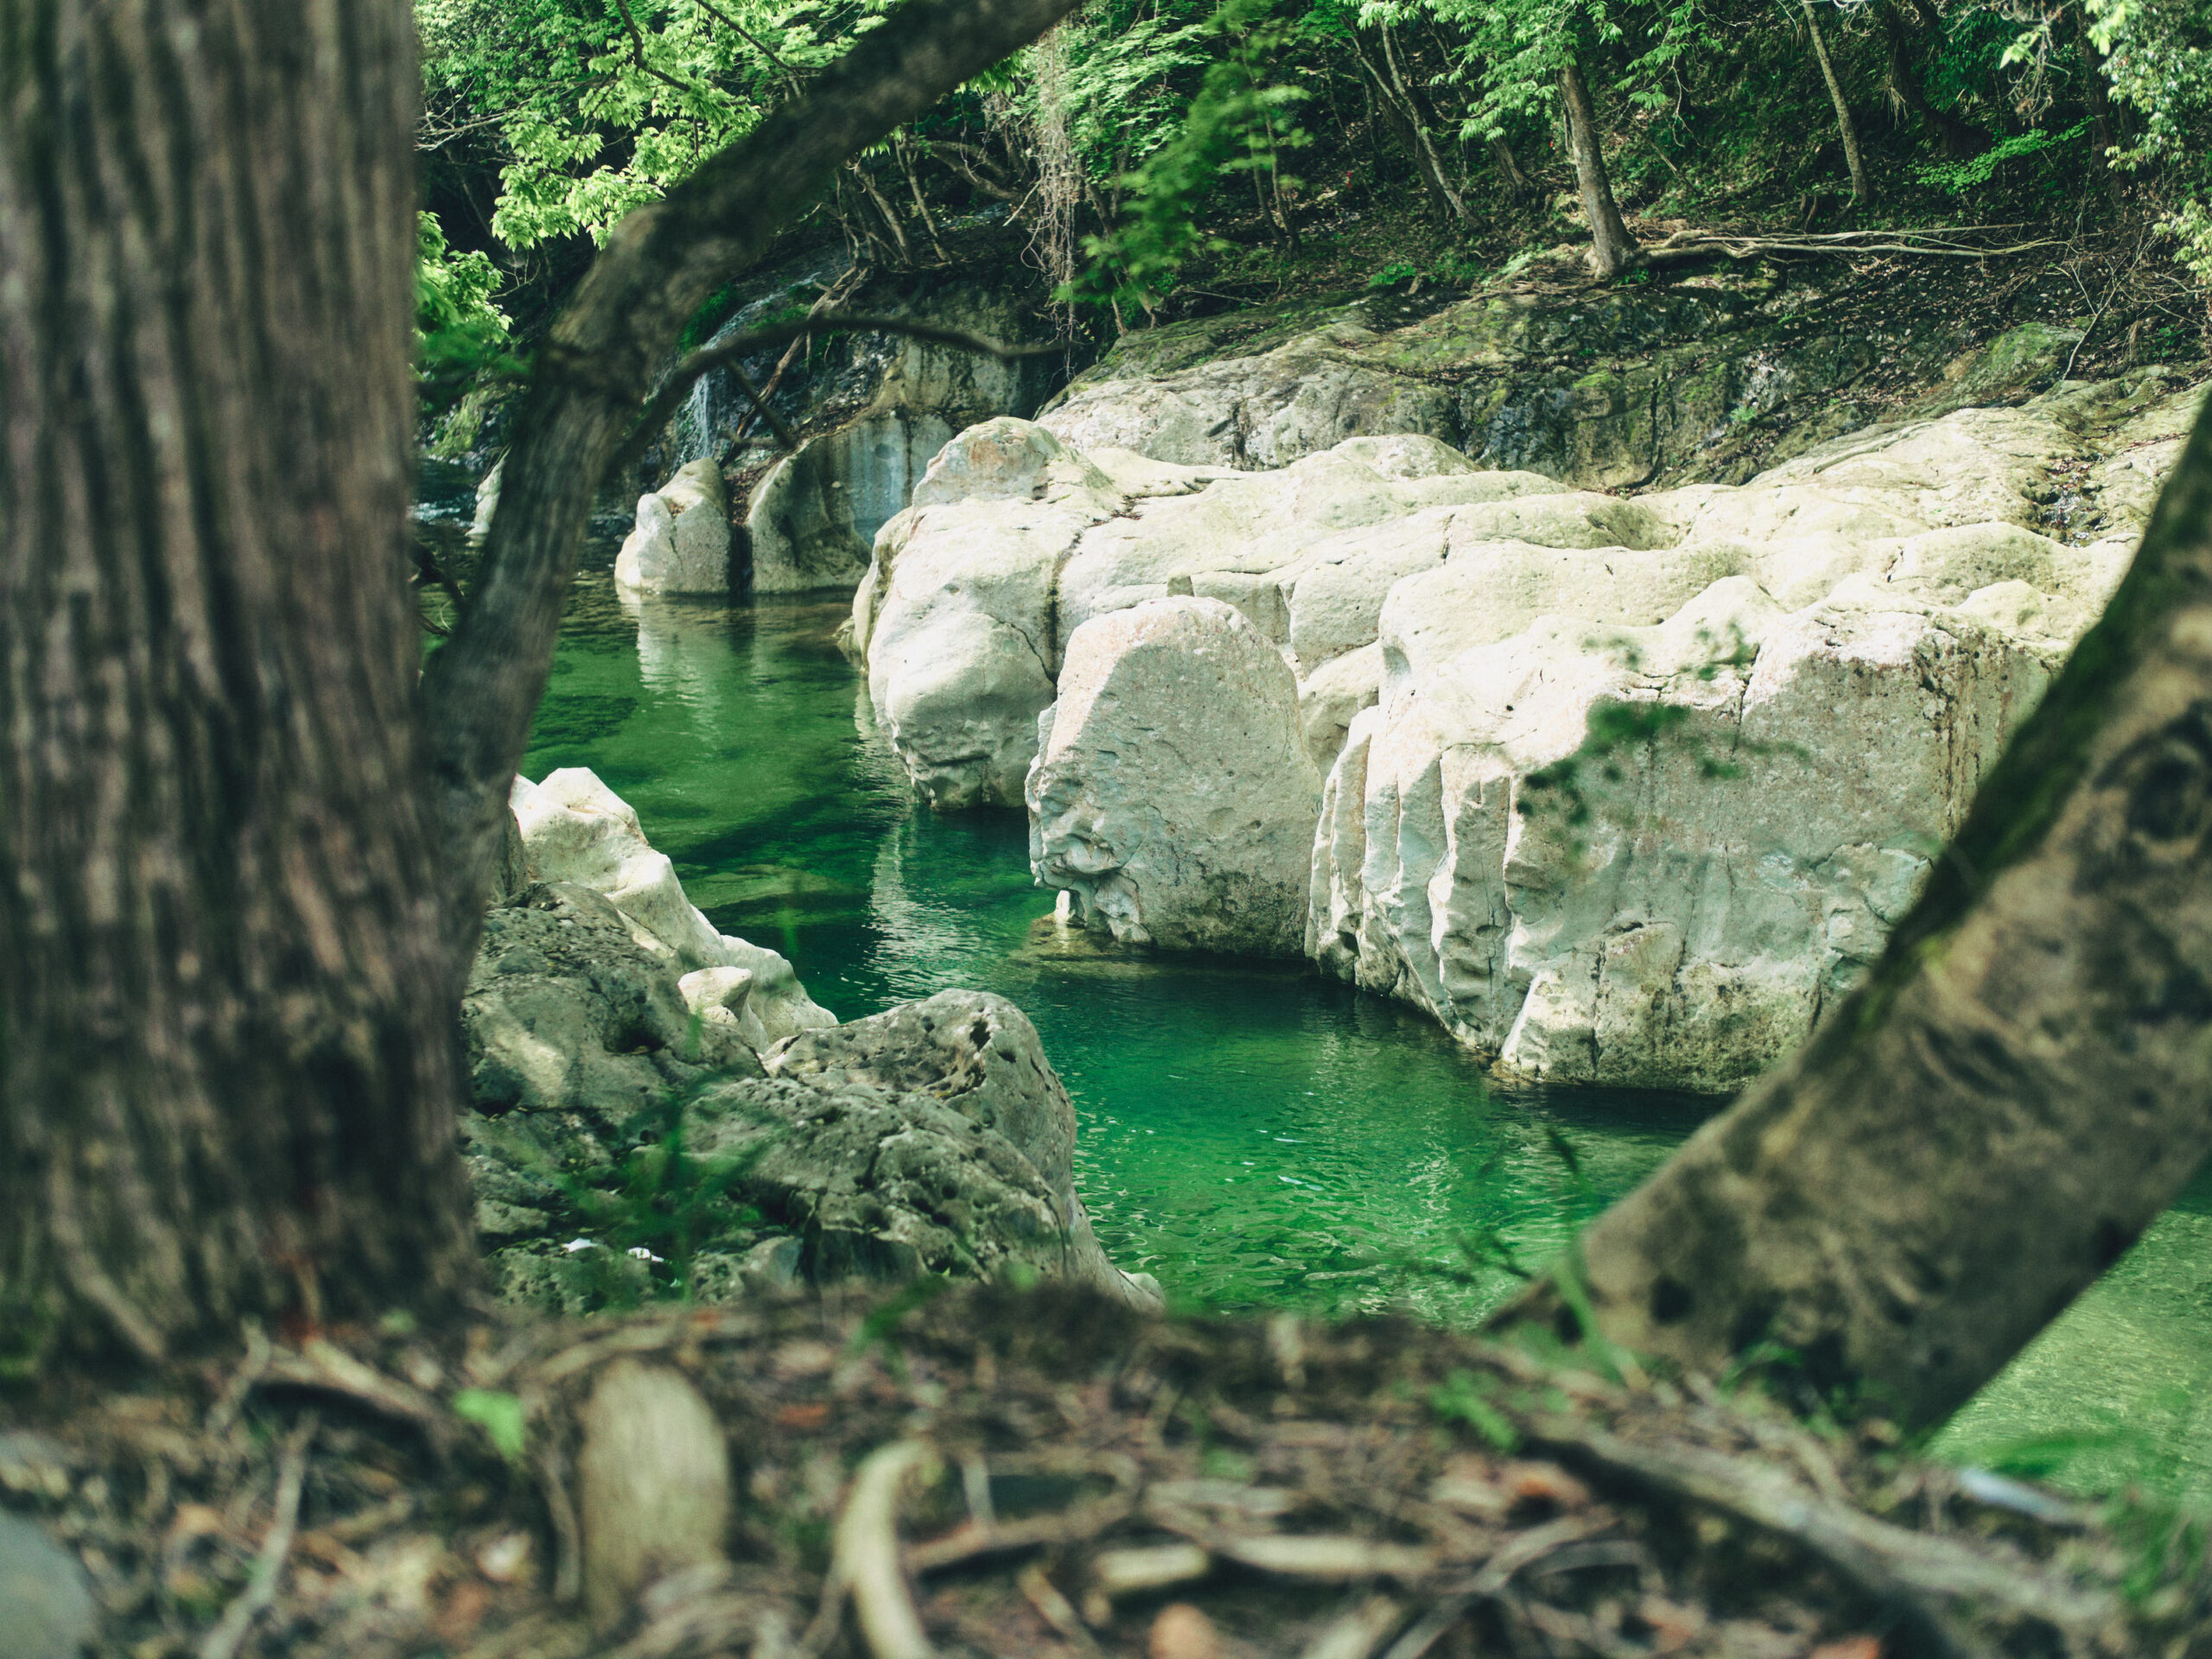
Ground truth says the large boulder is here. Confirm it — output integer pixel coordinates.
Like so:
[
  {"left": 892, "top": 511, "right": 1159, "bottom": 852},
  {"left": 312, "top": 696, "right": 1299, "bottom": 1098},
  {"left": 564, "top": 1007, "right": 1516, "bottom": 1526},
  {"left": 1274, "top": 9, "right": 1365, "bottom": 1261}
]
[
  {"left": 464, "top": 881, "right": 763, "bottom": 1123},
  {"left": 1027, "top": 598, "right": 1320, "bottom": 956},
  {"left": 747, "top": 410, "right": 955, "bottom": 594},
  {"left": 762, "top": 989, "right": 1158, "bottom": 1305},
  {"left": 465, "top": 982, "right": 1160, "bottom": 1312},
  {"left": 614, "top": 460, "right": 732, "bottom": 595},
  {"left": 854, "top": 417, "right": 1556, "bottom": 807},
  {"left": 865, "top": 371, "right": 2199, "bottom": 1090}
]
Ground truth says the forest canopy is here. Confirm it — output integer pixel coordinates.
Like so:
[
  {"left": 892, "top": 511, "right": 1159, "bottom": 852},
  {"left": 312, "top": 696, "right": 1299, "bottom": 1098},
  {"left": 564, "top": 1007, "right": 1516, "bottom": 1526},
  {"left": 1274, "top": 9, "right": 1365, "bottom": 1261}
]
[{"left": 415, "top": 0, "right": 2212, "bottom": 397}]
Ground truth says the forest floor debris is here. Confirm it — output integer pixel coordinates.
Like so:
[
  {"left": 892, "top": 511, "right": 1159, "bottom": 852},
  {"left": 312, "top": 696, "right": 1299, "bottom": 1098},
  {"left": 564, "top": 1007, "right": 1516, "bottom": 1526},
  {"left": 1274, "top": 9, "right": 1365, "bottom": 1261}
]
[{"left": 4, "top": 1284, "right": 2209, "bottom": 1659}]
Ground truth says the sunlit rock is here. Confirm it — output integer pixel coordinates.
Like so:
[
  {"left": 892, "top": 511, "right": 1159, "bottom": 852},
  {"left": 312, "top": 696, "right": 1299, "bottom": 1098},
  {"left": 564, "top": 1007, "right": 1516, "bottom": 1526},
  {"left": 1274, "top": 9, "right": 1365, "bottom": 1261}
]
[
  {"left": 1027, "top": 598, "right": 1320, "bottom": 957},
  {"left": 614, "top": 459, "right": 731, "bottom": 595},
  {"left": 861, "top": 370, "right": 2196, "bottom": 1090},
  {"left": 510, "top": 766, "right": 835, "bottom": 1044}
]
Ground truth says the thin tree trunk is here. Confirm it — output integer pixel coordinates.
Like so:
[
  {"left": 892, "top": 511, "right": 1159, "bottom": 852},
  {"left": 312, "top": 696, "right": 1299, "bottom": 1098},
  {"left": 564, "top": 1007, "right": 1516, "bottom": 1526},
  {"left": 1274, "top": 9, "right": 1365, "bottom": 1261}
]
[
  {"left": 1801, "top": 0, "right": 1874, "bottom": 205},
  {"left": 1558, "top": 60, "right": 1642, "bottom": 277},
  {"left": 1347, "top": 34, "right": 1471, "bottom": 226},
  {"left": 1877, "top": 0, "right": 1990, "bottom": 158},
  {"left": 2075, "top": 3, "right": 2120, "bottom": 194},
  {"left": 0, "top": 0, "right": 476, "bottom": 1364},
  {"left": 1488, "top": 134, "right": 1535, "bottom": 202},
  {"left": 852, "top": 162, "right": 916, "bottom": 264},
  {"left": 1500, "top": 400, "right": 2212, "bottom": 1431}
]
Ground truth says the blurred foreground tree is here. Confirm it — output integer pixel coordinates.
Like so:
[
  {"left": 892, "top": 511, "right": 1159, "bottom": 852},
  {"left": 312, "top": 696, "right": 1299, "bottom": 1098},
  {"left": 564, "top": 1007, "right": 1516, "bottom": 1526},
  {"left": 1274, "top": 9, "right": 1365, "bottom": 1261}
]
[{"left": 0, "top": 0, "right": 1084, "bottom": 1370}]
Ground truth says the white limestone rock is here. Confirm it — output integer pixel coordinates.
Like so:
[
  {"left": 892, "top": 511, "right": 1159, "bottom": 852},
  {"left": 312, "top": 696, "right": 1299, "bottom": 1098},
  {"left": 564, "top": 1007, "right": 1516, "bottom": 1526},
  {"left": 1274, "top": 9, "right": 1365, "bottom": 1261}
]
[
  {"left": 511, "top": 767, "right": 836, "bottom": 1046},
  {"left": 856, "top": 418, "right": 1558, "bottom": 806},
  {"left": 1027, "top": 598, "right": 1320, "bottom": 956},
  {"left": 861, "top": 374, "right": 2201, "bottom": 1090},
  {"left": 614, "top": 460, "right": 731, "bottom": 595}
]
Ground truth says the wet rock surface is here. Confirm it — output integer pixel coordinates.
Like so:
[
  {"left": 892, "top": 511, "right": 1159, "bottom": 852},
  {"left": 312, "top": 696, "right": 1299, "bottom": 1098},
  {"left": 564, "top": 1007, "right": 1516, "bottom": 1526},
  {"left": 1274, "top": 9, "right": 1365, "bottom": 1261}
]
[{"left": 614, "top": 459, "right": 731, "bottom": 595}]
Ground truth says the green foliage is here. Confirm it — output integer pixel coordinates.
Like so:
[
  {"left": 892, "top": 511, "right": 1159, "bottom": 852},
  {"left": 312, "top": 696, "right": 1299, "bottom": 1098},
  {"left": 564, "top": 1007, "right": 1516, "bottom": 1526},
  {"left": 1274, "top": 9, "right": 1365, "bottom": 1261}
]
[
  {"left": 1071, "top": 0, "right": 1314, "bottom": 310},
  {"left": 418, "top": 0, "right": 855, "bottom": 249},
  {"left": 2092, "top": 0, "right": 2212, "bottom": 283},
  {"left": 1915, "top": 120, "right": 2087, "bottom": 197},
  {"left": 1430, "top": 1368, "right": 1522, "bottom": 1449},
  {"left": 416, "top": 211, "right": 519, "bottom": 453},
  {"left": 569, "top": 1084, "right": 773, "bottom": 1300},
  {"left": 453, "top": 1387, "right": 530, "bottom": 1462},
  {"left": 480, "top": 1065, "right": 781, "bottom": 1310}
]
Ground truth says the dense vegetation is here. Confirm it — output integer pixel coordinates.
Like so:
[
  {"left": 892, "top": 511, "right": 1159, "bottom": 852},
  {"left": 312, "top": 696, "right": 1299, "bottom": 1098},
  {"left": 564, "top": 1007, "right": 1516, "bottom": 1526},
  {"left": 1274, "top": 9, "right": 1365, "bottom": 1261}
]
[{"left": 415, "top": 0, "right": 2210, "bottom": 446}]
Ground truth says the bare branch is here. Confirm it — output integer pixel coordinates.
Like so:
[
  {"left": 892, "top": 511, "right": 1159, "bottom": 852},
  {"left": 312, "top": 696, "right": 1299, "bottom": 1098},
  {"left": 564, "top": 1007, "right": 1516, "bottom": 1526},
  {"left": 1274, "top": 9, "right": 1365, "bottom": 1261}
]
[{"left": 616, "top": 309, "right": 1061, "bottom": 474}]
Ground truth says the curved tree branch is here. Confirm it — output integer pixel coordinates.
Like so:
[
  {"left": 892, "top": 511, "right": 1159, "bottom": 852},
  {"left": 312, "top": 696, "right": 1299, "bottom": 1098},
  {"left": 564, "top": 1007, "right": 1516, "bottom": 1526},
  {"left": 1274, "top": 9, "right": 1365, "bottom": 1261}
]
[
  {"left": 616, "top": 310, "right": 1066, "bottom": 470},
  {"left": 417, "top": 0, "right": 1089, "bottom": 981}
]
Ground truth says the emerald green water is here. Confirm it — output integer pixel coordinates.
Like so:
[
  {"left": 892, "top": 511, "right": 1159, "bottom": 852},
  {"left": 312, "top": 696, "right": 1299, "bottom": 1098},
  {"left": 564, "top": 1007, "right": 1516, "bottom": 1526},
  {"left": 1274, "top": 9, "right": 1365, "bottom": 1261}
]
[{"left": 511, "top": 563, "right": 2212, "bottom": 1498}]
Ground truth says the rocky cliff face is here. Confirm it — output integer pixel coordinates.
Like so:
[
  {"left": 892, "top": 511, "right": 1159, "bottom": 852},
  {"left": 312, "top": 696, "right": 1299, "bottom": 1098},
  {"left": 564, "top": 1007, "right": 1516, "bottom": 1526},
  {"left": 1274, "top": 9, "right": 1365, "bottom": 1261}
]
[
  {"left": 1038, "top": 274, "right": 2087, "bottom": 493},
  {"left": 855, "top": 368, "right": 2205, "bottom": 1091}
]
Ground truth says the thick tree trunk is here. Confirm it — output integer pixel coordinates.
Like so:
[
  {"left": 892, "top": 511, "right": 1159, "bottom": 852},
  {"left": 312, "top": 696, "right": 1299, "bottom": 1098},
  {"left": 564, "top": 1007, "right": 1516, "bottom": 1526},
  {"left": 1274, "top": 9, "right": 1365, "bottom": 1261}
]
[
  {"left": 1801, "top": 0, "right": 1874, "bottom": 205},
  {"left": 1499, "top": 401, "right": 2212, "bottom": 1430},
  {"left": 0, "top": 0, "right": 476, "bottom": 1363},
  {"left": 1558, "top": 60, "right": 1642, "bottom": 277}
]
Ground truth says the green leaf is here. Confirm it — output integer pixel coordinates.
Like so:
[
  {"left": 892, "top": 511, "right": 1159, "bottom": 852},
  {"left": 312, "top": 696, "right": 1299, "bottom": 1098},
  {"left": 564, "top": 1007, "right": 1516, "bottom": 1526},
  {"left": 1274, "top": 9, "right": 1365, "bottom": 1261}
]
[{"left": 454, "top": 1387, "right": 529, "bottom": 1462}]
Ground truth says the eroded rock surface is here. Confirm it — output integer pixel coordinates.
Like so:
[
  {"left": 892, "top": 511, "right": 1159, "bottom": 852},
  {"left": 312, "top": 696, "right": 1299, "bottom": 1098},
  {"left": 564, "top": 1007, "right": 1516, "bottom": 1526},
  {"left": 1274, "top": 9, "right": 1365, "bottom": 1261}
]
[
  {"left": 512, "top": 767, "right": 836, "bottom": 1044},
  {"left": 860, "top": 368, "right": 2205, "bottom": 1090},
  {"left": 1027, "top": 598, "right": 1320, "bottom": 956},
  {"left": 615, "top": 460, "right": 732, "bottom": 596},
  {"left": 467, "top": 775, "right": 1154, "bottom": 1308}
]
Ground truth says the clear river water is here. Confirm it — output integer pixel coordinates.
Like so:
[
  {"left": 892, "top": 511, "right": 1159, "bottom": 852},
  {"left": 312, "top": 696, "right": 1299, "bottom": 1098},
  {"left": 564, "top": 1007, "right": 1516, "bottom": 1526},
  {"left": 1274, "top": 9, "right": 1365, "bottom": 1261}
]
[{"left": 435, "top": 467, "right": 2212, "bottom": 1502}]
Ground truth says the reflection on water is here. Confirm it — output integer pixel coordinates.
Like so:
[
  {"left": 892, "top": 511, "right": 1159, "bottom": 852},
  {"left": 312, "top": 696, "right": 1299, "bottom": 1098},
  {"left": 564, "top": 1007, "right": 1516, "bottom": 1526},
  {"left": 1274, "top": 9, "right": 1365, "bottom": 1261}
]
[{"left": 514, "top": 579, "right": 2212, "bottom": 1495}]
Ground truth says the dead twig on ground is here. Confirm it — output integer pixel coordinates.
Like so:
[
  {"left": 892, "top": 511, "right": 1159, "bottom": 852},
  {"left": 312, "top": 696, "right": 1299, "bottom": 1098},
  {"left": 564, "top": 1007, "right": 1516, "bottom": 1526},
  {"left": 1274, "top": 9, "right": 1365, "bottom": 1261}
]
[{"left": 196, "top": 1414, "right": 315, "bottom": 1659}]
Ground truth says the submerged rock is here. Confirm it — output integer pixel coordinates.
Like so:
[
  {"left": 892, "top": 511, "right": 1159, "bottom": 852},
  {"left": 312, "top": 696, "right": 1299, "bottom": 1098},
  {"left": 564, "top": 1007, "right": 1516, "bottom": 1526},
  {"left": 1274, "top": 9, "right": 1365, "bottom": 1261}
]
[
  {"left": 615, "top": 460, "right": 731, "bottom": 596},
  {"left": 859, "top": 370, "right": 2204, "bottom": 1091},
  {"left": 1027, "top": 598, "right": 1319, "bottom": 956}
]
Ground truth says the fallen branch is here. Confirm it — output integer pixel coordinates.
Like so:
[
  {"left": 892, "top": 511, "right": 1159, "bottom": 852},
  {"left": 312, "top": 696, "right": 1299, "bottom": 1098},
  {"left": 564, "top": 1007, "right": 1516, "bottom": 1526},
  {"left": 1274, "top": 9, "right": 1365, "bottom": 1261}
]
[
  {"left": 1639, "top": 226, "right": 2068, "bottom": 265},
  {"left": 817, "top": 1439, "right": 940, "bottom": 1659},
  {"left": 1524, "top": 1416, "right": 2110, "bottom": 1658}
]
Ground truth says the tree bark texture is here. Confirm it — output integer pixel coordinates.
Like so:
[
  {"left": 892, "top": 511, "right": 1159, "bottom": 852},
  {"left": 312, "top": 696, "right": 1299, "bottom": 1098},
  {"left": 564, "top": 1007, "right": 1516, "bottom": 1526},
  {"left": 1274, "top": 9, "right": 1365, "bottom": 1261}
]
[
  {"left": 1500, "top": 399, "right": 2212, "bottom": 1429},
  {"left": 1558, "top": 60, "right": 1642, "bottom": 277},
  {"left": 1800, "top": 0, "right": 1873, "bottom": 204},
  {"left": 0, "top": 0, "right": 476, "bottom": 1363},
  {"left": 418, "top": 0, "right": 1089, "bottom": 984}
]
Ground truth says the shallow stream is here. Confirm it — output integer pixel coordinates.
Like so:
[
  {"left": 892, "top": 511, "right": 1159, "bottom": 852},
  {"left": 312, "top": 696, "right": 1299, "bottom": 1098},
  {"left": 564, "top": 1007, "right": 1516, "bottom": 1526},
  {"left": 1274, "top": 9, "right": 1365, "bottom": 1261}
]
[{"left": 435, "top": 464, "right": 2212, "bottom": 1499}]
